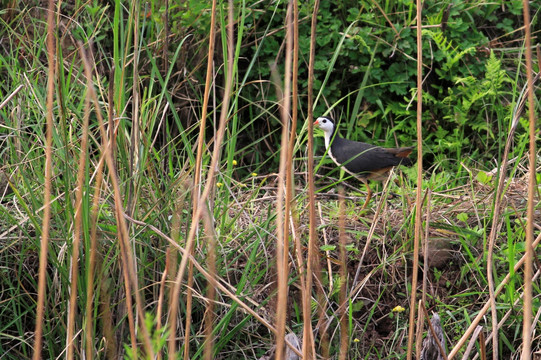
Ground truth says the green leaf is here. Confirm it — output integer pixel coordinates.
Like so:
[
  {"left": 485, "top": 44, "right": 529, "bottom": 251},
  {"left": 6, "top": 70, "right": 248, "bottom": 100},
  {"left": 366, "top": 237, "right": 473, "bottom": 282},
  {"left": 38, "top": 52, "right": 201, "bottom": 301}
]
[{"left": 320, "top": 244, "right": 336, "bottom": 252}]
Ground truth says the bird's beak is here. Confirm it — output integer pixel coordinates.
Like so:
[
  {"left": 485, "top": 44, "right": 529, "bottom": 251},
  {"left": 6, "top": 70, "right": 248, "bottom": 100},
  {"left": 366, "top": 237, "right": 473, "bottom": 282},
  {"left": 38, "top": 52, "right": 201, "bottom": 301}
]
[{"left": 313, "top": 119, "right": 319, "bottom": 126}]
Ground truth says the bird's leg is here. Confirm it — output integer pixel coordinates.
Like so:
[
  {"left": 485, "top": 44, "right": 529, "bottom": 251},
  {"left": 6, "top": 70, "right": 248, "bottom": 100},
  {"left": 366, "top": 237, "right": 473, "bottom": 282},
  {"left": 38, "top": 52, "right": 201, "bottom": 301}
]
[{"left": 361, "top": 179, "right": 372, "bottom": 210}]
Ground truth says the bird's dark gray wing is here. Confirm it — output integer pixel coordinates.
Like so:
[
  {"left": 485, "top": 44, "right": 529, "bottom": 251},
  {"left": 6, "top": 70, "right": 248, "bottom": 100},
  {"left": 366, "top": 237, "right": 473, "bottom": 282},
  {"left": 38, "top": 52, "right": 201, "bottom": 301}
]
[{"left": 331, "top": 137, "right": 409, "bottom": 174}]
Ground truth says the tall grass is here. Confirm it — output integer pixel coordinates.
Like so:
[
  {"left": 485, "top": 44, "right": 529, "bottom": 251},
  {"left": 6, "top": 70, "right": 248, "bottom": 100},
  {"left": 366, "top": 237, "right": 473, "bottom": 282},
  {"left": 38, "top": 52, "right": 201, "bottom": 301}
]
[{"left": 0, "top": 1, "right": 539, "bottom": 359}]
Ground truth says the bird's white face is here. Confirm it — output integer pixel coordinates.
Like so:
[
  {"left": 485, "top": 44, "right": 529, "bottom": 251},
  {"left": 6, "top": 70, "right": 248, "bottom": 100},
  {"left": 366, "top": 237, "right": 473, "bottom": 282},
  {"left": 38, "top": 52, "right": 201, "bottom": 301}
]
[{"left": 314, "top": 116, "right": 335, "bottom": 135}]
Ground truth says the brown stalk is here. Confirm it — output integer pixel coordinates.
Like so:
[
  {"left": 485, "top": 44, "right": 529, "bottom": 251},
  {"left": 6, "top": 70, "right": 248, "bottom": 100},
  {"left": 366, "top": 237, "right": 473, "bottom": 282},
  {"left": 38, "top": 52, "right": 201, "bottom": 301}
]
[
  {"left": 85, "top": 152, "right": 106, "bottom": 360},
  {"left": 304, "top": 0, "right": 320, "bottom": 357},
  {"left": 338, "top": 187, "right": 348, "bottom": 360},
  {"left": 521, "top": 0, "right": 536, "bottom": 357},
  {"left": 202, "top": 5, "right": 234, "bottom": 359},
  {"left": 192, "top": 0, "right": 217, "bottom": 206},
  {"left": 80, "top": 45, "right": 154, "bottom": 358},
  {"left": 66, "top": 43, "right": 93, "bottom": 360},
  {"left": 126, "top": 0, "right": 141, "bottom": 220},
  {"left": 486, "top": 148, "right": 499, "bottom": 359},
  {"left": 274, "top": 3, "right": 293, "bottom": 358},
  {"left": 469, "top": 268, "right": 541, "bottom": 360},
  {"left": 32, "top": 1, "right": 55, "bottom": 358},
  {"left": 182, "top": 0, "right": 217, "bottom": 356},
  {"left": 287, "top": 0, "right": 300, "bottom": 236},
  {"left": 85, "top": 63, "right": 114, "bottom": 358},
  {"left": 407, "top": 0, "right": 424, "bottom": 358},
  {"left": 202, "top": 201, "right": 217, "bottom": 360},
  {"left": 168, "top": 0, "right": 236, "bottom": 356},
  {"left": 415, "top": 300, "right": 424, "bottom": 360},
  {"left": 125, "top": 214, "right": 304, "bottom": 358},
  {"left": 482, "top": 20, "right": 541, "bottom": 360},
  {"left": 284, "top": 0, "right": 301, "bottom": 321},
  {"left": 417, "top": 191, "right": 432, "bottom": 358},
  {"left": 460, "top": 326, "right": 483, "bottom": 360},
  {"left": 448, "top": 231, "right": 541, "bottom": 358},
  {"left": 479, "top": 330, "right": 487, "bottom": 360}
]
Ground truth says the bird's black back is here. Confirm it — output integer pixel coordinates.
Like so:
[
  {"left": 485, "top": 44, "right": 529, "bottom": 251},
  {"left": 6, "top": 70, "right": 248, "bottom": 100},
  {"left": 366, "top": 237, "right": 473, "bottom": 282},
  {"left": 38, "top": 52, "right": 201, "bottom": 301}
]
[{"left": 330, "top": 134, "right": 412, "bottom": 175}]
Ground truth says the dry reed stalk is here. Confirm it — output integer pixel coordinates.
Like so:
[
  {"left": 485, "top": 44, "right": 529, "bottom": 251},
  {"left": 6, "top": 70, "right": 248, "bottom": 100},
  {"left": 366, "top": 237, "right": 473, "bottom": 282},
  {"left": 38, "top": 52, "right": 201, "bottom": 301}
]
[
  {"left": 486, "top": 158, "right": 499, "bottom": 360},
  {"left": 80, "top": 42, "right": 154, "bottom": 358},
  {"left": 274, "top": 3, "right": 294, "bottom": 358},
  {"left": 126, "top": 0, "right": 141, "bottom": 219},
  {"left": 286, "top": 0, "right": 299, "bottom": 234},
  {"left": 448, "top": 232, "right": 541, "bottom": 358},
  {"left": 32, "top": 1, "right": 55, "bottom": 358},
  {"left": 156, "top": 259, "right": 168, "bottom": 360},
  {"left": 174, "top": 0, "right": 217, "bottom": 355},
  {"left": 417, "top": 191, "right": 432, "bottom": 358},
  {"left": 202, "top": 5, "right": 233, "bottom": 359},
  {"left": 85, "top": 134, "right": 106, "bottom": 360},
  {"left": 338, "top": 187, "right": 348, "bottom": 360},
  {"left": 522, "top": 0, "right": 536, "bottom": 357},
  {"left": 460, "top": 325, "right": 483, "bottom": 360},
  {"left": 407, "top": 0, "right": 424, "bottom": 358},
  {"left": 0, "top": 84, "right": 23, "bottom": 110},
  {"left": 472, "top": 268, "right": 541, "bottom": 360},
  {"left": 84, "top": 69, "right": 115, "bottom": 359},
  {"left": 66, "top": 43, "right": 93, "bottom": 360},
  {"left": 415, "top": 300, "right": 424, "bottom": 360},
  {"left": 124, "top": 214, "right": 303, "bottom": 358},
  {"left": 304, "top": 0, "right": 320, "bottom": 357},
  {"left": 289, "top": 0, "right": 305, "bottom": 310},
  {"left": 168, "top": 0, "right": 238, "bottom": 356},
  {"left": 479, "top": 330, "right": 487, "bottom": 360},
  {"left": 202, "top": 203, "right": 217, "bottom": 360}
]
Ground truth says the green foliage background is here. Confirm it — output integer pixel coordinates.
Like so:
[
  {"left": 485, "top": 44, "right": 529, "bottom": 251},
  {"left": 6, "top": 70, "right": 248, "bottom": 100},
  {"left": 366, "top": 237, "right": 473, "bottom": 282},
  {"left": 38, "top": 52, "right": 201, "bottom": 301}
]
[{"left": 152, "top": 0, "right": 537, "bottom": 174}]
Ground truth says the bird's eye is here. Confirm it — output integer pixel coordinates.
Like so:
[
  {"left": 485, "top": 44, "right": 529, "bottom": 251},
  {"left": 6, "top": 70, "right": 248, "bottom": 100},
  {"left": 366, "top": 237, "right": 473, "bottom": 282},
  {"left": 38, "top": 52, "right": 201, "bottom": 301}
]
[{"left": 322, "top": 120, "right": 327, "bottom": 123}]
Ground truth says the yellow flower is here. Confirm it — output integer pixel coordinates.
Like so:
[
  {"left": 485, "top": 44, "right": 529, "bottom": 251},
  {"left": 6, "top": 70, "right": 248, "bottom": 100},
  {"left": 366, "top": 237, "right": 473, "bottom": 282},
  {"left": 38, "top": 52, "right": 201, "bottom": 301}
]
[
  {"left": 251, "top": 172, "right": 257, "bottom": 177},
  {"left": 353, "top": 338, "right": 360, "bottom": 343},
  {"left": 392, "top": 305, "right": 405, "bottom": 313},
  {"left": 232, "top": 160, "right": 238, "bottom": 166},
  {"left": 216, "top": 182, "right": 223, "bottom": 188}
]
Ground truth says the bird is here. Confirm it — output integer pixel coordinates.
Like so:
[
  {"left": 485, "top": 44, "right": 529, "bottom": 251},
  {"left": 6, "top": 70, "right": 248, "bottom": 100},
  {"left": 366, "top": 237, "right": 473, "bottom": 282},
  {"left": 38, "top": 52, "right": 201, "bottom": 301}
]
[{"left": 314, "top": 116, "right": 413, "bottom": 209}]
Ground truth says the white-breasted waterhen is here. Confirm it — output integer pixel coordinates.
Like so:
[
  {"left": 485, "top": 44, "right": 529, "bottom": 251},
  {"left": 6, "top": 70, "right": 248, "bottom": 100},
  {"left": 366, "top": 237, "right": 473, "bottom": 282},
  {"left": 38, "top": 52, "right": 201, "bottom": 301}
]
[{"left": 314, "top": 116, "right": 413, "bottom": 208}]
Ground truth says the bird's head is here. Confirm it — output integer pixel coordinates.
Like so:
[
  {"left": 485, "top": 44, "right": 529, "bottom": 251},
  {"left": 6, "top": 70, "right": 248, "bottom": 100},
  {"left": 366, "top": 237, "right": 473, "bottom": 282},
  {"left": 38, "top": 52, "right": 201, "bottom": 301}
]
[{"left": 314, "top": 116, "right": 335, "bottom": 135}]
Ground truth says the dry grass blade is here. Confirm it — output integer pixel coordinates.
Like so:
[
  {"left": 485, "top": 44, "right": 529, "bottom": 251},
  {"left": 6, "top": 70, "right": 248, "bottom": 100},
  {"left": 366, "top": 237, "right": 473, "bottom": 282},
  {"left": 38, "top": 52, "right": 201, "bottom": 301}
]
[
  {"left": 460, "top": 325, "right": 483, "bottom": 360},
  {"left": 521, "top": 0, "right": 536, "bottom": 357},
  {"left": 202, "top": 204, "right": 217, "bottom": 360},
  {"left": 85, "top": 153, "right": 106, "bottom": 359},
  {"left": 179, "top": 0, "right": 217, "bottom": 356},
  {"left": 407, "top": 0, "right": 424, "bottom": 358},
  {"left": 124, "top": 214, "right": 303, "bottom": 358},
  {"left": 304, "top": 0, "right": 320, "bottom": 357},
  {"left": 168, "top": 0, "right": 238, "bottom": 356},
  {"left": 0, "top": 84, "right": 23, "bottom": 111},
  {"left": 273, "top": 3, "right": 293, "bottom": 357},
  {"left": 182, "top": 0, "right": 217, "bottom": 352},
  {"left": 80, "top": 43, "right": 154, "bottom": 358},
  {"left": 126, "top": 0, "right": 141, "bottom": 219},
  {"left": 169, "top": 0, "right": 216, "bottom": 355},
  {"left": 66, "top": 43, "right": 93, "bottom": 360},
  {"left": 338, "top": 187, "right": 348, "bottom": 360},
  {"left": 448, "top": 232, "right": 541, "bottom": 358},
  {"left": 202, "top": 5, "right": 233, "bottom": 360},
  {"left": 32, "top": 1, "right": 55, "bottom": 358}
]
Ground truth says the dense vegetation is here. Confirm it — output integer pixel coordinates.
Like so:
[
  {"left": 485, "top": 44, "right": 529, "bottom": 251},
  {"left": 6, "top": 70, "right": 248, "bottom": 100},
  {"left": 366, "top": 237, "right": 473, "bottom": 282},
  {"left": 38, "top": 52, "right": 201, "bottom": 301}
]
[{"left": 0, "top": 0, "right": 539, "bottom": 359}]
